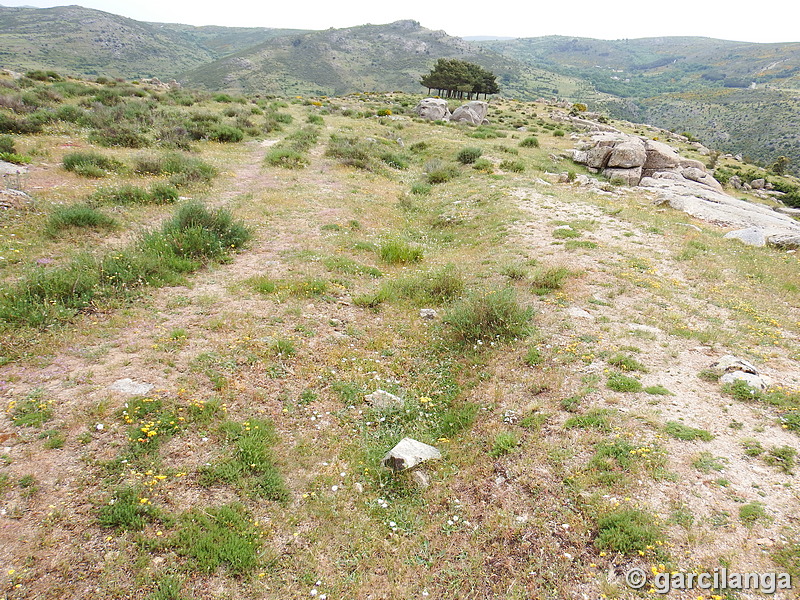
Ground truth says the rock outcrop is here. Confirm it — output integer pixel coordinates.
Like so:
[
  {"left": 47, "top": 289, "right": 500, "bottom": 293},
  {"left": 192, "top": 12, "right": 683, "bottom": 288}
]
[
  {"left": 414, "top": 98, "right": 450, "bottom": 121},
  {"left": 571, "top": 133, "right": 800, "bottom": 248},
  {"left": 414, "top": 99, "right": 490, "bottom": 125},
  {"left": 450, "top": 101, "right": 488, "bottom": 125}
]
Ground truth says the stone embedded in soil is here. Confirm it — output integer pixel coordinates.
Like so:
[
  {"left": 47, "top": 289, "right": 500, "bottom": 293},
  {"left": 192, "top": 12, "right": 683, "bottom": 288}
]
[
  {"left": 419, "top": 308, "right": 438, "bottom": 320},
  {"left": 365, "top": 389, "right": 404, "bottom": 410},
  {"left": 108, "top": 378, "right": 155, "bottom": 395},
  {"left": 710, "top": 355, "right": 759, "bottom": 374},
  {"left": 719, "top": 371, "right": 767, "bottom": 391},
  {"left": 382, "top": 437, "right": 441, "bottom": 472}
]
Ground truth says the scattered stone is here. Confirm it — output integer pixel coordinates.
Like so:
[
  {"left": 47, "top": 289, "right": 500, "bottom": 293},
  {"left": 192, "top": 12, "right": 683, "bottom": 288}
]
[
  {"left": 414, "top": 98, "right": 450, "bottom": 121},
  {"left": 710, "top": 355, "right": 759, "bottom": 374},
  {"left": 382, "top": 437, "right": 441, "bottom": 471},
  {"left": 108, "top": 378, "right": 154, "bottom": 395},
  {"left": 720, "top": 371, "right": 767, "bottom": 391},
  {"left": 365, "top": 389, "right": 404, "bottom": 410},
  {"left": 0, "top": 189, "right": 32, "bottom": 210},
  {"left": 724, "top": 227, "right": 767, "bottom": 247},
  {"left": 410, "top": 469, "right": 430, "bottom": 488},
  {"left": 0, "top": 161, "right": 27, "bottom": 176},
  {"left": 628, "top": 323, "right": 661, "bottom": 335},
  {"left": 353, "top": 482, "right": 364, "bottom": 494},
  {"left": 750, "top": 178, "right": 766, "bottom": 190},
  {"left": 419, "top": 308, "right": 438, "bottom": 320},
  {"left": 567, "top": 307, "right": 593, "bottom": 319}
]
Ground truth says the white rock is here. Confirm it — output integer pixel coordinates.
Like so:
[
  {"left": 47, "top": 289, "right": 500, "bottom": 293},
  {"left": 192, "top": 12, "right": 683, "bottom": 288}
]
[
  {"left": 383, "top": 437, "right": 441, "bottom": 471},
  {"left": 419, "top": 308, "right": 438, "bottom": 320},
  {"left": 108, "top": 378, "right": 154, "bottom": 395},
  {"left": 365, "top": 389, "right": 404, "bottom": 410},
  {"left": 720, "top": 371, "right": 767, "bottom": 391}
]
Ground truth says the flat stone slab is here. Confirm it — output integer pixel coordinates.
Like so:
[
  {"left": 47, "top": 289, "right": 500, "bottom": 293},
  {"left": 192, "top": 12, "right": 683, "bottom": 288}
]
[
  {"left": 109, "top": 378, "right": 154, "bottom": 395},
  {"left": 383, "top": 437, "right": 441, "bottom": 472}
]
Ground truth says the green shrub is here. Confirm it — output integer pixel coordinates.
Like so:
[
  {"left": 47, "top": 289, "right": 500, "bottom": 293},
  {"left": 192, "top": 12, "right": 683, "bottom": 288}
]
[
  {"left": 473, "top": 158, "right": 494, "bottom": 173},
  {"left": 410, "top": 182, "right": 431, "bottom": 195},
  {"left": 171, "top": 503, "right": 261, "bottom": 574},
  {"left": 499, "top": 159, "right": 525, "bottom": 173},
  {"left": 209, "top": 124, "right": 244, "bottom": 143},
  {"left": 0, "top": 135, "right": 16, "bottom": 154},
  {"left": 148, "top": 183, "right": 179, "bottom": 204},
  {"left": 456, "top": 147, "right": 483, "bottom": 165},
  {"left": 443, "top": 288, "right": 532, "bottom": 347},
  {"left": 519, "top": 136, "right": 540, "bottom": 148},
  {"left": 564, "top": 408, "right": 614, "bottom": 431},
  {"left": 326, "top": 135, "right": 376, "bottom": 170},
  {"left": 379, "top": 239, "right": 423, "bottom": 264},
  {"left": 91, "top": 184, "right": 150, "bottom": 205},
  {"left": 46, "top": 204, "right": 117, "bottom": 235},
  {"left": 89, "top": 125, "right": 150, "bottom": 148},
  {"left": 664, "top": 421, "right": 713, "bottom": 441},
  {"left": 264, "top": 148, "right": 308, "bottom": 169},
  {"left": 595, "top": 509, "right": 663, "bottom": 555},
  {"left": 63, "top": 151, "right": 123, "bottom": 177},
  {"left": 307, "top": 114, "right": 324, "bottom": 125},
  {"left": 425, "top": 159, "right": 459, "bottom": 184},
  {"left": 387, "top": 264, "right": 465, "bottom": 304},
  {"left": 98, "top": 486, "right": 157, "bottom": 531},
  {"left": 489, "top": 432, "right": 519, "bottom": 457},
  {"left": 606, "top": 373, "right": 643, "bottom": 393},
  {"left": 133, "top": 152, "right": 217, "bottom": 187},
  {"left": 764, "top": 445, "right": 797, "bottom": 474},
  {"left": 158, "top": 202, "right": 250, "bottom": 259},
  {"left": 739, "top": 502, "right": 770, "bottom": 527},
  {"left": 380, "top": 151, "right": 409, "bottom": 170},
  {"left": 529, "top": 265, "right": 571, "bottom": 295},
  {"left": 553, "top": 129, "right": 565, "bottom": 137},
  {"left": 607, "top": 353, "right": 648, "bottom": 372}
]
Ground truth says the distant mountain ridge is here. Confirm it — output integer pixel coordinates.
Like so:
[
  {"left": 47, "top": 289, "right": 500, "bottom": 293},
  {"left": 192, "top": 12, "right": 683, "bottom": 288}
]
[{"left": 0, "top": 4, "right": 798, "bottom": 173}]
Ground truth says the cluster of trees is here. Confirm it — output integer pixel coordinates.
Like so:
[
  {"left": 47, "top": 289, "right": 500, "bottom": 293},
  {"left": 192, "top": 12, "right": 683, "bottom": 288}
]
[{"left": 420, "top": 59, "right": 499, "bottom": 99}]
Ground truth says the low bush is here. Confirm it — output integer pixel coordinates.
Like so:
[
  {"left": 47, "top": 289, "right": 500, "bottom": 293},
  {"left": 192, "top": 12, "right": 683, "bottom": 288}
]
[
  {"left": 595, "top": 509, "right": 664, "bottom": 555},
  {"left": 456, "top": 147, "right": 483, "bottom": 165},
  {"left": 63, "top": 151, "right": 123, "bottom": 178},
  {"left": 379, "top": 239, "right": 423, "bottom": 264},
  {"left": 0, "top": 202, "right": 249, "bottom": 328},
  {"left": 133, "top": 152, "right": 216, "bottom": 187},
  {"left": 443, "top": 288, "right": 532, "bottom": 348},
  {"left": 519, "top": 136, "right": 540, "bottom": 148},
  {"left": 264, "top": 148, "right": 308, "bottom": 169},
  {"left": 45, "top": 204, "right": 117, "bottom": 236}
]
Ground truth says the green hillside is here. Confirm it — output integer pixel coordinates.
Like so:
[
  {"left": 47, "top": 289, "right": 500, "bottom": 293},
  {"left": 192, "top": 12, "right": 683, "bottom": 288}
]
[
  {"left": 480, "top": 35, "right": 800, "bottom": 173},
  {"left": 178, "top": 20, "right": 600, "bottom": 100},
  {"left": 0, "top": 5, "right": 302, "bottom": 79}
]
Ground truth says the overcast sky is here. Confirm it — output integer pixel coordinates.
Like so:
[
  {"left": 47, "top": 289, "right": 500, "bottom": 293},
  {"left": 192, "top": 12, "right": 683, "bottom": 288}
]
[{"left": 1, "top": 0, "right": 797, "bottom": 43}]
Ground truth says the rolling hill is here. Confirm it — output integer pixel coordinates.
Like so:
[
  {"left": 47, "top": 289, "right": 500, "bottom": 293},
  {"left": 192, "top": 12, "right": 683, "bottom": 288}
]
[
  {"left": 0, "top": 5, "right": 304, "bottom": 78},
  {"left": 177, "top": 20, "right": 599, "bottom": 100}
]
